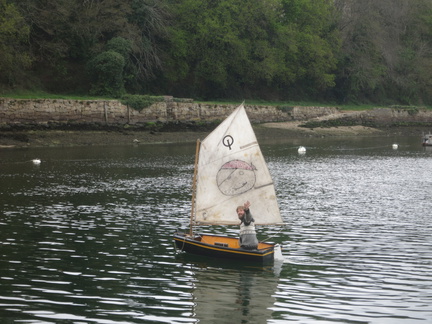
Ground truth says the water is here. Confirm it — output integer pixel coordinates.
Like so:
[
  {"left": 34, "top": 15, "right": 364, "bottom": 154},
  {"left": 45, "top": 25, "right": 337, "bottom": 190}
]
[{"left": 1, "top": 136, "right": 432, "bottom": 323}]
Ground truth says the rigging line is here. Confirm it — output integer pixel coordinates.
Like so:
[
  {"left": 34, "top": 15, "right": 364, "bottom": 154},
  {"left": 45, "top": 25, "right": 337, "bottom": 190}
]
[
  {"left": 176, "top": 234, "right": 187, "bottom": 252},
  {"left": 260, "top": 226, "right": 285, "bottom": 243}
]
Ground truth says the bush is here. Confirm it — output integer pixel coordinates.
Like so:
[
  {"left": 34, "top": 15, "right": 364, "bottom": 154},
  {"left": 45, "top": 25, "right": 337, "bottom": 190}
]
[
  {"left": 87, "top": 51, "right": 125, "bottom": 97},
  {"left": 121, "top": 94, "right": 164, "bottom": 111}
]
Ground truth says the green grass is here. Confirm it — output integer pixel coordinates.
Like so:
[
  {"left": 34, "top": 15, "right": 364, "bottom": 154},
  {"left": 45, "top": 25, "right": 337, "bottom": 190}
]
[
  {"left": 2, "top": 91, "right": 431, "bottom": 110},
  {"left": 197, "top": 99, "right": 385, "bottom": 111},
  {"left": 0, "top": 90, "right": 112, "bottom": 100},
  {"left": 197, "top": 100, "right": 432, "bottom": 111}
]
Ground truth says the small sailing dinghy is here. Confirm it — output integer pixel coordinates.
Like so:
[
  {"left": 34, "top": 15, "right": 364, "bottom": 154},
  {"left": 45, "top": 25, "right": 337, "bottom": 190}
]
[
  {"left": 422, "top": 133, "right": 432, "bottom": 146},
  {"left": 173, "top": 103, "right": 284, "bottom": 263}
]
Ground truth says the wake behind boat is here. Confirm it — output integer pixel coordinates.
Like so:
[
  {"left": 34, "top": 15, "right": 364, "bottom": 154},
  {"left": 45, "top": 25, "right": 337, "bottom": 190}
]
[{"left": 173, "top": 103, "right": 284, "bottom": 263}]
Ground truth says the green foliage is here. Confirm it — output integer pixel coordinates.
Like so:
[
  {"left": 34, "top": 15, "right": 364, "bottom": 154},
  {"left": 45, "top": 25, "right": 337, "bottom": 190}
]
[
  {"left": 0, "top": 0, "right": 31, "bottom": 87},
  {"left": 276, "top": 106, "right": 294, "bottom": 113},
  {"left": 120, "top": 94, "right": 164, "bottom": 111},
  {"left": 279, "top": 0, "right": 339, "bottom": 91},
  {"left": 333, "top": 0, "right": 432, "bottom": 105},
  {"left": 0, "top": 90, "right": 111, "bottom": 100},
  {"left": 103, "top": 37, "right": 140, "bottom": 93},
  {"left": 88, "top": 51, "right": 126, "bottom": 97},
  {"left": 127, "top": 0, "right": 169, "bottom": 85},
  {"left": 388, "top": 105, "right": 420, "bottom": 116},
  {"left": 8, "top": 0, "right": 167, "bottom": 94},
  {"left": 2, "top": 0, "right": 432, "bottom": 105},
  {"left": 163, "top": 0, "right": 338, "bottom": 100},
  {"left": 106, "top": 37, "right": 132, "bottom": 59}
]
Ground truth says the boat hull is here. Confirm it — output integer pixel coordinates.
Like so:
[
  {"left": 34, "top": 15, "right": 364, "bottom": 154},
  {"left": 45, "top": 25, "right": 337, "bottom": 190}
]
[
  {"left": 173, "top": 233, "right": 275, "bottom": 263},
  {"left": 422, "top": 134, "right": 432, "bottom": 146}
]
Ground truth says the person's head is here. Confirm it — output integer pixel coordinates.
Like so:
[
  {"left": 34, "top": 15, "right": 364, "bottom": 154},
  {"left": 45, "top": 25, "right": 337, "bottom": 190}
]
[{"left": 237, "top": 206, "right": 245, "bottom": 219}]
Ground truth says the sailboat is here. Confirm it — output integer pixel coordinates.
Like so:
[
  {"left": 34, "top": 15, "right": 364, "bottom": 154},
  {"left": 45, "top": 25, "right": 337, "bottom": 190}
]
[
  {"left": 173, "top": 103, "right": 284, "bottom": 263},
  {"left": 422, "top": 132, "right": 432, "bottom": 146}
]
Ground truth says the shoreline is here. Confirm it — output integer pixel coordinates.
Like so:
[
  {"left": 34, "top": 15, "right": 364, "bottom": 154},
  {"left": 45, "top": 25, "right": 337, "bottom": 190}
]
[{"left": 0, "top": 122, "right": 429, "bottom": 149}]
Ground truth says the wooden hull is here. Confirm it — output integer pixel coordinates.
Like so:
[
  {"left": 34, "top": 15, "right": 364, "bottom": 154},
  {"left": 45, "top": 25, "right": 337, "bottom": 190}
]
[{"left": 173, "top": 233, "right": 275, "bottom": 263}]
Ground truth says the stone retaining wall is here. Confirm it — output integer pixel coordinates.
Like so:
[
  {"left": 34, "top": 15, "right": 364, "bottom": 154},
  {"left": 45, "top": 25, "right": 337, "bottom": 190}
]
[
  {"left": 1, "top": 98, "right": 431, "bottom": 127},
  {"left": 0, "top": 98, "right": 338, "bottom": 125},
  {"left": 359, "top": 108, "right": 432, "bottom": 125}
]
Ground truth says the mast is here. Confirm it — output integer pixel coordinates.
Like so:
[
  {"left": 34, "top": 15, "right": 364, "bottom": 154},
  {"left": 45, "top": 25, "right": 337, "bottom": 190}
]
[{"left": 189, "top": 139, "right": 201, "bottom": 236}]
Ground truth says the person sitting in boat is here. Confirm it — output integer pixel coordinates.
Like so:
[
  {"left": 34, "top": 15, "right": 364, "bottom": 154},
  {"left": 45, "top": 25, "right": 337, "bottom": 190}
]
[{"left": 237, "top": 201, "right": 258, "bottom": 250}]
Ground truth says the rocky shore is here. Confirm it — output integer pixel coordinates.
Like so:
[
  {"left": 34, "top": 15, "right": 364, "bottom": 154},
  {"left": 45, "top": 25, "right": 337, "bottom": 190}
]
[
  {"left": 1, "top": 99, "right": 431, "bottom": 148},
  {"left": 0, "top": 122, "right": 429, "bottom": 149}
]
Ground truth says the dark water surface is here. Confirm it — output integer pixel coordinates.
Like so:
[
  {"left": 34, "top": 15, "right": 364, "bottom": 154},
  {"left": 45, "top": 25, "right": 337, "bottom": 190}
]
[{"left": 1, "top": 136, "right": 431, "bottom": 323}]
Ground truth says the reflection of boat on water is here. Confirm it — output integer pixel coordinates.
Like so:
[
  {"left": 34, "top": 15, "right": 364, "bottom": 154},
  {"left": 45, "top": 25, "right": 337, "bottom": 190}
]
[
  {"left": 422, "top": 133, "right": 432, "bottom": 146},
  {"left": 176, "top": 251, "right": 283, "bottom": 275},
  {"left": 182, "top": 258, "right": 280, "bottom": 323},
  {"left": 173, "top": 103, "right": 284, "bottom": 263}
]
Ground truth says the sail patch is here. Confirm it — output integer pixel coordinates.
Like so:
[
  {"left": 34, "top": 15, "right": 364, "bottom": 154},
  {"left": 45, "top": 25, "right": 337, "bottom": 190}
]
[{"left": 216, "top": 160, "right": 257, "bottom": 196}]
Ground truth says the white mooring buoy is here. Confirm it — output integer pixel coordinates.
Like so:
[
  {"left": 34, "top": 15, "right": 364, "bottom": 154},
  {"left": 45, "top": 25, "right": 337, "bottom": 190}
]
[
  {"left": 392, "top": 144, "right": 398, "bottom": 150},
  {"left": 298, "top": 146, "right": 306, "bottom": 154}
]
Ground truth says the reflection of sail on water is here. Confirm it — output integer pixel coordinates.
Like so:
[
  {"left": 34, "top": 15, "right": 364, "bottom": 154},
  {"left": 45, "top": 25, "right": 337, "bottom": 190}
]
[
  {"left": 195, "top": 104, "right": 282, "bottom": 225},
  {"left": 191, "top": 267, "right": 278, "bottom": 323}
]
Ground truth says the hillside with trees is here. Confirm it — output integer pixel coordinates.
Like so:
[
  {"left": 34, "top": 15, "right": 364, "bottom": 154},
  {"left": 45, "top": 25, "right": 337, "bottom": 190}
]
[{"left": 1, "top": 0, "right": 432, "bottom": 105}]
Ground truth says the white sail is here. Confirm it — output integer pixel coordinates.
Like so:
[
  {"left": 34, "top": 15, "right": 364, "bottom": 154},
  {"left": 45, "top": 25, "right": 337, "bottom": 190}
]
[{"left": 194, "top": 104, "right": 282, "bottom": 225}]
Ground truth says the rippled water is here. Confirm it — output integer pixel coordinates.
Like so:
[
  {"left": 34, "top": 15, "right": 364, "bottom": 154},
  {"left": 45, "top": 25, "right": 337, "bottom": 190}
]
[{"left": 1, "top": 136, "right": 432, "bottom": 323}]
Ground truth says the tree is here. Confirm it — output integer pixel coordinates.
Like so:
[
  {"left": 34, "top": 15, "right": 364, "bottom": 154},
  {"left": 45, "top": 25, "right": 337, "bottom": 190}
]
[
  {"left": 0, "top": 0, "right": 31, "bottom": 87},
  {"left": 87, "top": 50, "right": 126, "bottom": 97},
  {"left": 87, "top": 36, "right": 136, "bottom": 97},
  {"left": 395, "top": 0, "right": 432, "bottom": 104},
  {"left": 128, "top": 0, "right": 168, "bottom": 80},
  {"left": 278, "top": 0, "right": 340, "bottom": 98},
  {"left": 11, "top": 0, "right": 168, "bottom": 94},
  {"left": 11, "top": 0, "right": 130, "bottom": 92},
  {"left": 334, "top": 0, "right": 432, "bottom": 104},
  {"left": 161, "top": 0, "right": 338, "bottom": 100}
]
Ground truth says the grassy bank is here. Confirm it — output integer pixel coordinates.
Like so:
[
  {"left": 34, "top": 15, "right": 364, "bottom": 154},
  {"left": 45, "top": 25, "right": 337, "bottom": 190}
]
[
  {"left": 3, "top": 91, "right": 427, "bottom": 111},
  {"left": 0, "top": 90, "right": 110, "bottom": 101}
]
